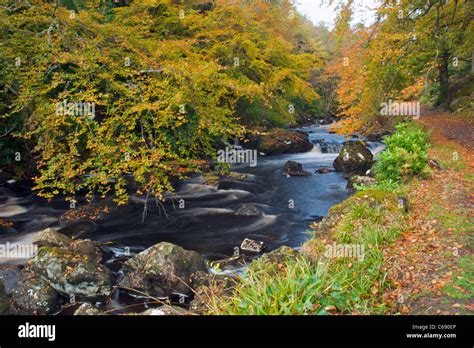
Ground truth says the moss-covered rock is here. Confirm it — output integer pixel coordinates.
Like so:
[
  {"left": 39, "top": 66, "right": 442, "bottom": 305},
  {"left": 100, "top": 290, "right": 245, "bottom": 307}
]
[
  {"left": 33, "top": 228, "right": 72, "bottom": 248},
  {"left": 30, "top": 245, "right": 111, "bottom": 300},
  {"left": 246, "top": 129, "right": 313, "bottom": 155},
  {"left": 333, "top": 141, "right": 374, "bottom": 176},
  {"left": 119, "top": 242, "right": 207, "bottom": 297},
  {"left": 11, "top": 265, "right": 60, "bottom": 315}
]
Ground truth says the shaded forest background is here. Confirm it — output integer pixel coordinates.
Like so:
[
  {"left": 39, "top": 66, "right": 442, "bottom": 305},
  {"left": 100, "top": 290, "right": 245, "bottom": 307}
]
[{"left": 0, "top": 0, "right": 472, "bottom": 202}]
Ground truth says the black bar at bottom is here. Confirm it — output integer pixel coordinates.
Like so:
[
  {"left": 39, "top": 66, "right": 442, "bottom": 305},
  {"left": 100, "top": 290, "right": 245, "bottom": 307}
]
[{"left": 0, "top": 315, "right": 471, "bottom": 347}]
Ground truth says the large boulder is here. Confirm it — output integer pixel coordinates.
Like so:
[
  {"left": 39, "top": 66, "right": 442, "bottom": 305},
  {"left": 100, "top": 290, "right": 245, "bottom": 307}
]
[
  {"left": 246, "top": 129, "right": 313, "bottom": 155},
  {"left": 119, "top": 242, "right": 207, "bottom": 297},
  {"left": 11, "top": 265, "right": 60, "bottom": 315},
  {"left": 30, "top": 245, "right": 111, "bottom": 300},
  {"left": 333, "top": 141, "right": 374, "bottom": 176},
  {"left": 12, "top": 229, "right": 110, "bottom": 313},
  {"left": 282, "top": 161, "right": 310, "bottom": 176}
]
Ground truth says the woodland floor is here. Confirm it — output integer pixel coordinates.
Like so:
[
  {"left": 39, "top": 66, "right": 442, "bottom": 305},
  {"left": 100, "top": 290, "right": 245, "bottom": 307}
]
[{"left": 383, "top": 112, "right": 473, "bottom": 315}]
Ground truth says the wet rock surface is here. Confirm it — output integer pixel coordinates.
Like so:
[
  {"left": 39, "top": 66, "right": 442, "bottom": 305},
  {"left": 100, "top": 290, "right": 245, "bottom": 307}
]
[
  {"left": 31, "top": 246, "right": 111, "bottom": 300},
  {"left": 282, "top": 161, "right": 311, "bottom": 177},
  {"left": 246, "top": 129, "right": 313, "bottom": 155},
  {"left": 33, "top": 227, "right": 72, "bottom": 248},
  {"left": 11, "top": 265, "right": 60, "bottom": 315},
  {"left": 333, "top": 141, "right": 374, "bottom": 176},
  {"left": 119, "top": 242, "right": 207, "bottom": 297},
  {"left": 11, "top": 228, "right": 111, "bottom": 314}
]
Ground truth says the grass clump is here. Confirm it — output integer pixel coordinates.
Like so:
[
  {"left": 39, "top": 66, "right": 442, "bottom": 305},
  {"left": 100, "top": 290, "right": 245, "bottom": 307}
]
[{"left": 212, "top": 189, "right": 407, "bottom": 315}]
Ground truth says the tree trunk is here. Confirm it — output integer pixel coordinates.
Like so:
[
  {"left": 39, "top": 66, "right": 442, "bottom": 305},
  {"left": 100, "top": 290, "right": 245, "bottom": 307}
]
[{"left": 438, "top": 48, "right": 451, "bottom": 110}]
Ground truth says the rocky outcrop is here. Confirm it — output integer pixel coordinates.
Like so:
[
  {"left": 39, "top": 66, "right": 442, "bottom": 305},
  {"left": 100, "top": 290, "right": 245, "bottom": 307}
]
[
  {"left": 119, "top": 242, "right": 207, "bottom": 297},
  {"left": 333, "top": 141, "right": 374, "bottom": 176},
  {"left": 246, "top": 129, "right": 313, "bottom": 155},
  {"left": 282, "top": 161, "right": 310, "bottom": 176}
]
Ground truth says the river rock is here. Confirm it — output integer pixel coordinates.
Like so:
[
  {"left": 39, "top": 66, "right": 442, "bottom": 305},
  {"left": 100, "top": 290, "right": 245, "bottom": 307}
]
[
  {"left": 0, "top": 267, "right": 20, "bottom": 295},
  {"left": 282, "top": 161, "right": 310, "bottom": 176},
  {"left": 240, "top": 238, "right": 265, "bottom": 253},
  {"left": 316, "top": 167, "right": 331, "bottom": 174},
  {"left": 119, "top": 242, "right": 207, "bottom": 297},
  {"left": 140, "top": 305, "right": 190, "bottom": 316},
  {"left": 11, "top": 265, "right": 60, "bottom": 315},
  {"left": 29, "top": 245, "right": 111, "bottom": 300},
  {"left": 235, "top": 203, "right": 262, "bottom": 216},
  {"left": 69, "top": 239, "right": 102, "bottom": 262},
  {"left": 0, "top": 281, "right": 8, "bottom": 314},
  {"left": 246, "top": 129, "right": 313, "bottom": 155},
  {"left": 74, "top": 303, "right": 101, "bottom": 315},
  {"left": 347, "top": 175, "right": 377, "bottom": 189},
  {"left": 33, "top": 228, "right": 72, "bottom": 248},
  {"left": 333, "top": 141, "right": 374, "bottom": 176}
]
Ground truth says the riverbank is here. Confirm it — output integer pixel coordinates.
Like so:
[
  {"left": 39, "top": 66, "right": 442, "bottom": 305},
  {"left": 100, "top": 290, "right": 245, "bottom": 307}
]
[{"left": 206, "top": 112, "right": 473, "bottom": 315}]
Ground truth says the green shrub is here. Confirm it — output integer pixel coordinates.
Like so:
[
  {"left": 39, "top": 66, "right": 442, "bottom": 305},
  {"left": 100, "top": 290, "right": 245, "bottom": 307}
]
[{"left": 374, "top": 123, "right": 430, "bottom": 183}]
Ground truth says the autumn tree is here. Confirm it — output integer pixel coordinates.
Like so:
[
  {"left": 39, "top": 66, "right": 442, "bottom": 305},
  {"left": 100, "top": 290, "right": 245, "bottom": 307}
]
[{"left": 0, "top": 0, "right": 325, "bottom": 201}]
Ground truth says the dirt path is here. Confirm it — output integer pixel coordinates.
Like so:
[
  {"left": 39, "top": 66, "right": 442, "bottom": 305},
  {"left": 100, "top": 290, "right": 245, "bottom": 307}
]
[{"left": 383, "top": 112, "right": 473, "bottom": 315}]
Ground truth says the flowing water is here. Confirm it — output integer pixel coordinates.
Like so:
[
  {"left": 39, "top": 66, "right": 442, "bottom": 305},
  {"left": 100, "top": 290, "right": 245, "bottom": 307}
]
[
  {"left": 0, "top": 124, "right": 384, "bottom": 312},
  {"left": 0, "top": 125, "right": 384, "bottom": 265}
]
